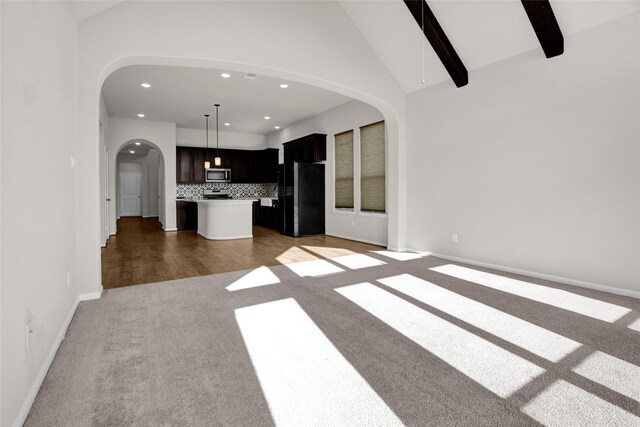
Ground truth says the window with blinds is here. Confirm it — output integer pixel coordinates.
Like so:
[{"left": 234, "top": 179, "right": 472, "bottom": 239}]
[
  {"left": 360, "top": 121, "right": 386, "bottom": 212},
  {"left": 334, "top": 130, "right": 354, "bottom": 209}
]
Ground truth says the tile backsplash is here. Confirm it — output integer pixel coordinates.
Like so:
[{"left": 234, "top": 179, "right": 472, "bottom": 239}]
[{"left": 177, "top": 182, "right": 277, "bottom": 199}]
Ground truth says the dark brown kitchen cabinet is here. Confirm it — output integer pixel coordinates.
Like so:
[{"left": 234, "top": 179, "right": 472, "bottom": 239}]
[
  {"left": 192, "top": 149, "right": 205, "bottom": 183},
  {"left": 283, "top": 133, "right": 326, "bottom": 164},
  {"left": 176, "top": 201, "right": 197, "bottom": 230},
  {"left": 252, "top": 200, "right": 278, "bottom": 230},
  {"left": 177, "top": 147, "right": 192, "bottom": 183},
  {"left": 177, "top": 146, "right": 279, "bottom": 184},
  {"left": 176, "top": 147, "right": 205, "bottom": 184},
  {"left": 250, "top": 148, "right": 279, "bottom": 183}
]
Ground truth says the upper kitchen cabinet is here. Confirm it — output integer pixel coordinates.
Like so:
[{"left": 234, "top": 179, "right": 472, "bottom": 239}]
[
  {"left": 283, "top": 133, "right": 326, "bottom": 164},
  {"left": 177, "top": 146, "right": 206, "bottom": 184},
  {"left": 252, "top": 148, "right": 279, "bottom": 183},
  {"left": 177, "top": 147, "right": 279, "bottom": 184}
]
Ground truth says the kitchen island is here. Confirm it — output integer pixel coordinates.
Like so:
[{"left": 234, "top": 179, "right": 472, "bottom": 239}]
[{"left": 195, "top": 199, "right": 257, "bottom": 240}]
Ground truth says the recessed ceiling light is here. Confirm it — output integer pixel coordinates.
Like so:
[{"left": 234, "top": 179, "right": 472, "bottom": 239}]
[
  {"left": 224, "top": 122, "right": 230, "bottom": 126},
  {"left": 134, "top": 142, "right": 141, "bottom": 145},
  {"left": 279, "top": 84, "right": 288, "bottom": 89},
  {"left": 137, "top": 113, "right": 145, "bottom": 118},
  {"left": 274, "top": 126, "right": 280, "bottom": 129},
  {"left": 140, "top": 83, "right": 151, "bottom": 88},
  {"left": 129, "top": 150, "right": 135, "bottom": 154},
  {"left": 264, "top": 116, "right": 270, "bottom": 120},
  {"left": 220, "top": 73, "right": 231, "bottom": 78}
]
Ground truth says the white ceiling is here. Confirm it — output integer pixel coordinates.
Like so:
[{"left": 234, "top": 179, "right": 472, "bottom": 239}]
[
  {"left": 339, "top": 0, "right": 640, "bottom": 93},
  {"left": 102, "top": 65, "right": 352, "bottom": 135},
  {"left": 99, "top": 1, "right": 640, "bottom": 132},
  {"left": 116, "top": 141, "right": 152, "bottom": 161},
  {"left": 67, "top": 1, "right": 124, "bottom": 22}
]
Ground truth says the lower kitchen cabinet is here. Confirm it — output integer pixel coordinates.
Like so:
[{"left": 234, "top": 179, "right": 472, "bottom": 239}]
[
  {"left": 176, "top": 201, "right": 197, "bottom": 230},
  {"left": 252, "top": 201, "right": 278, "bottom": 230}
]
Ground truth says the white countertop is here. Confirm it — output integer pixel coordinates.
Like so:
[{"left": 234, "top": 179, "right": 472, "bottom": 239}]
[{"left": 176, "top": 197, "right": 276, "bottom": 202}]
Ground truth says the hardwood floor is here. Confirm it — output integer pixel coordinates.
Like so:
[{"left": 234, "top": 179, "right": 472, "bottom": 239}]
[{"left": 101, "top": 217, "right": 384, "bottom": 289}]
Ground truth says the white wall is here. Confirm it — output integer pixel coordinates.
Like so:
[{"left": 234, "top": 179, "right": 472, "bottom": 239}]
[
  {"left": 106, "top": 118, "right": 176, "bottom": 234},
  {"left": 406, "top": 13, "right": 640, "bottom": 294},
  {"left": 76, "top": 0, "right": 407, "bottom": 295},
  {"left": 146, "top": 148, "right": 161, "bottom": 217},
  {"left": 268, "top": 100, "right": 387, "bottom": 246},
  {"left": 176, "top": 127, "right": 267, "bottom": 150},
  {"left": 99, "top": 94, "right": 110, "bottom": 246},
  {"left": 0, "top": 2, "right": 78, "bottom": 425}
]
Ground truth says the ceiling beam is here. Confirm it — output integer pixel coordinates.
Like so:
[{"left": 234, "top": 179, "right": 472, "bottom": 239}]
[
  {"left": 521, "top": 0, "right": 564, "bottom": 58},
  {"left": 403, "top": 0, "right": 468, "bottom": 88}
]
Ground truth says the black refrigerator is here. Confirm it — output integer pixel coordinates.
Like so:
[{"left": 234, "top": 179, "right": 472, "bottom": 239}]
[{"left": 278, "top": 162, "right": 325, "bottom": 237}]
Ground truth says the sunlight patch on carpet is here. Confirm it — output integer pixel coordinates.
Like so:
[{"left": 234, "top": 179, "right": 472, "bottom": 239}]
[
  {"left": 226, "top": 266, "right": 280, "bottom": 291},
  {"left": 235, "top": 298, "right": 404, "bottom": 427},
  {"left": 377, "top": 274, "right": 581, "bottom": 362},
  {"left": 522, "top": 380, "right": 639, "bottom": 426},
  {"left": 331, "top": 254, "right": 386, "bottom": 270},
  {"left": 336, "top": 283, "right": 544, "bottom": 398},
  {"left": 430, "top": 264, "right": 631, "bottom": 322},
  {"left": 373, "top": 250, "right": 423, "bottom": 261},
  {"left": 285, "top": 259, "right": 344, "bottom": 278},
  {"left": 573, "top": 351, "right": 640, "bottom": 402},
  {"left": 628, "top": 318, "right": 640, "bottom": 333}
]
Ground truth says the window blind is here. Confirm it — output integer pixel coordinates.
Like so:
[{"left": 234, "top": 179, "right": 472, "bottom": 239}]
[
  {"left": 360, "top": 121, "right": 385, "bottom": 212},
  {"left": 334, "top": 130, "right": 354, "bottom": 209}
]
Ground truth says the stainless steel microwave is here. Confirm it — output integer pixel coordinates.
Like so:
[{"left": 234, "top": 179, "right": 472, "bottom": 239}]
[{"left": 205, "top": 168, "right": 231, "bottom": 183}]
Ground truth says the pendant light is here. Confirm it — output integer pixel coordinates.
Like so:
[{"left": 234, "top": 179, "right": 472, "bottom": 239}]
[
  {"left": 204, "top": 114, "right": 211, "bottom": 169},
  {"left": 214, "top": 103, "right": 222, "bottom": 166}
]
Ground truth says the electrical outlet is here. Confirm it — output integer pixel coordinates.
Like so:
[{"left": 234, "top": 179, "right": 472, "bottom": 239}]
[
  {"left": 67, "top": 271, "right": 71, "bottom": 288},
  {"left": 451, "top": 232, "right": 458, "bottom": 243},
  {"left": 26, "top": 320, "right": 33, "bottom": 349}
]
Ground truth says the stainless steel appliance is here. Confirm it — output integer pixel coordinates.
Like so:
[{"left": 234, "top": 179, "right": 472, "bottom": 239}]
[
  {"left": 205, "top": 168, "right": 231, "bottom": 183},
  {"left": 203, "top": 189, "right": 232, "bottom": 199}
]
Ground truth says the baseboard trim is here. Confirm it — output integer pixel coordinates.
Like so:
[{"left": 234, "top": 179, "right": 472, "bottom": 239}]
[
  {"left": 13, "top": 286, "right": 103, "bottom": 426},
  {"left": 417, "top": 251, "right": 640, "bottom": 300},
  {"left": 326, "top": 232, "right": 386, "bottom": 247},
  {"left": 162, "top": 227, "right": 178, "bottom": 232},
  {"left": 142, "top": 215, "right": 159, "bottom": 218},
  {"left": 386, "top": 246, "right": 420, "bottom": 253},
  {"left": 197, "top": 231, "right": 253, "bottom": 240},
  {"left": 79, "top": 287, "right": 103, "bottom": 302},
  {"left": 13, "top": 296, "right": 78, "bottom": 426}
]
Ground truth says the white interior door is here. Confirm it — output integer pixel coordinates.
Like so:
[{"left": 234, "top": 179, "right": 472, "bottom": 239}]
[{"left": 119, "top": 172, "right": 142, "bottom": 217}]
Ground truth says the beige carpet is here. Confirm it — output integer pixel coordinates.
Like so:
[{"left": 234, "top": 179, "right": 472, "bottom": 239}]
[{"left": 25, "top": 253, "right": 640, "bottom": 426}]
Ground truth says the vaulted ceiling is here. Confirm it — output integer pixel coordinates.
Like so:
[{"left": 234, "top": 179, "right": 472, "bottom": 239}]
[
  {"left": 91, "top": 0, "right": 639, "bottom": 135},
  {"left": 339, "top": 0, "right": 640, "bottom": 92}
]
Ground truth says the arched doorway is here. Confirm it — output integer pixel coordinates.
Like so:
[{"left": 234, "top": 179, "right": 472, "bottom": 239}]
[
  {"left": 106, "top": 139, "right": 167, "bottom": 237},
  {"left": 82, "top": 39, "right": 406, "bottom": 295}
]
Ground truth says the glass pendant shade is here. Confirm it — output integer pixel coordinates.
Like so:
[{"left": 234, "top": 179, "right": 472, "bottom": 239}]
[
  {"left": 214, "top": 104, "right": 222, "bottom": 167},
  {"left": 204, "top": 113, "right": 210, "bottom": 169}
]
